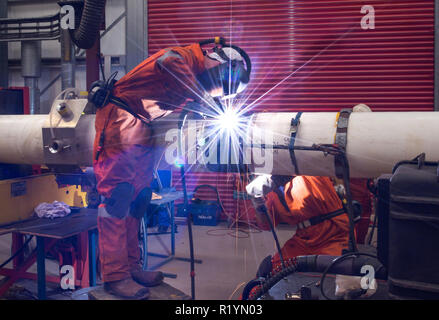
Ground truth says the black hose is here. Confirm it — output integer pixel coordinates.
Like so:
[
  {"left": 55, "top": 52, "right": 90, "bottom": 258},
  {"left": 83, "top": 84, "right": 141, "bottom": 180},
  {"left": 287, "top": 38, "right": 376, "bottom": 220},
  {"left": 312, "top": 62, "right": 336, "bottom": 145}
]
[
  {"left": 247, "top": 254, "right": 386, "bottom": 300},
  {"left": 319, "top": 252, "right": 381, "bottom": 300},
  {"left": 251, "top": 197, "right": 286, "bottom": 270},
  {"left": 263, "top": 208, "right": 286, "bottom": 269},
  {"left": 68, "top": 0, "right": 107, "bottom": 49},
  {"left": 247, "top": 259, "right": 299, "bottom": 300},
  {"left": 241, "top": 278, "right": 264, "bottom": 300},
  {"left": 339, "top": 155, "right": 358, "bottom": 253},
  {"left": 180, "top": 164, "right": 196, "bottom": 300}
]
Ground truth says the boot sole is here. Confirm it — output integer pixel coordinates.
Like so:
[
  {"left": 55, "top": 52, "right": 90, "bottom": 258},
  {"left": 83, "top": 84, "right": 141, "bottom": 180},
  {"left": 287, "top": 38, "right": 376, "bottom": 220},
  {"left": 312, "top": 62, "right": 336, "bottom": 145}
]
[
  {"left": 132, "top": 278, "right": 164, "bottom": 287},
  {"left": 104, "top": 285, "right": 150, "bottom": 300}
]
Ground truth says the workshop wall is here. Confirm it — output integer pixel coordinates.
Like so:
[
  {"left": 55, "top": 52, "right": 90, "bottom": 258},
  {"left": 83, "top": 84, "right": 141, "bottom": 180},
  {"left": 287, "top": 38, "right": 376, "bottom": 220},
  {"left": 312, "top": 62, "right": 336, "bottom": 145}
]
[{"left": 149, "top": 0, "right": 435, "bottom": 223}]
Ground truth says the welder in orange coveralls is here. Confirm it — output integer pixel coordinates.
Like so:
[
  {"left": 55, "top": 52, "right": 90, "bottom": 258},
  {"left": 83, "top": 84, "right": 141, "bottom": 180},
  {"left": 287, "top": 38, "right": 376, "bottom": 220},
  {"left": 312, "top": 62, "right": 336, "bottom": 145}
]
[
  {"left": 92, "top": 41, "right": 251, "bottom": 299},
  {"left": 248, "top": 175, "right": 350, "bottom": 277}
]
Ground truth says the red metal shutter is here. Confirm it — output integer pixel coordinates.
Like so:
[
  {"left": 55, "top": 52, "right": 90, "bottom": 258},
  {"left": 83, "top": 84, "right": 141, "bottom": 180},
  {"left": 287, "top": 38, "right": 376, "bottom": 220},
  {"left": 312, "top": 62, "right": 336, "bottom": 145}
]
[
  {"left": 148, "top": 0, "right": 434, "bottom": 220},
  {"left": 148, "top": 0, "right": 434, "bottom": 112},
  {"left": 287, "top": 0, "right": 434, "bottom": 112}
]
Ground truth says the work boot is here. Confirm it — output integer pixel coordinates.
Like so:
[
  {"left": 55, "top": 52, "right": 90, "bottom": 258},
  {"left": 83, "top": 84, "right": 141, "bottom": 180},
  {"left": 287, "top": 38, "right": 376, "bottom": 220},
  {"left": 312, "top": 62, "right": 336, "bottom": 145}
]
[
  {"left": 104, "top": 278, "right": 150, "bottom": 300},
  {"left": 131, "top": 265, "right": 164, "bottom": 287}
]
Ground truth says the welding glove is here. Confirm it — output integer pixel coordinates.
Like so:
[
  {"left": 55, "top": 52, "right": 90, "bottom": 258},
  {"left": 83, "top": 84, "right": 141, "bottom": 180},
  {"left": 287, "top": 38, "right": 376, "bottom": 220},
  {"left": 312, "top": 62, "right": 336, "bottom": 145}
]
[{"left": 246, "top": 174, "right": 275, "bottom": 198}]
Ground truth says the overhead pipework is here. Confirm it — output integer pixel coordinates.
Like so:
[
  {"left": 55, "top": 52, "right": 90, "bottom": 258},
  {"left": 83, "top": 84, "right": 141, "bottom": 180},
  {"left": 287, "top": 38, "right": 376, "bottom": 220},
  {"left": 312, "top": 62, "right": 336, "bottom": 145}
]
[
  {"left": 21, "top": 40, "right": 42, "bottom": 114},
  {"left": 64, "top": 0, "right": 107, "bottom": 50}
]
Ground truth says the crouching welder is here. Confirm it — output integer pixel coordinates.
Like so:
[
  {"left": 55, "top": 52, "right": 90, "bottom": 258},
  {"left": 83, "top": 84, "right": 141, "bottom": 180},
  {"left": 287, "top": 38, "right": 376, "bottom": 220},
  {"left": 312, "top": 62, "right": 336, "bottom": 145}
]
[
  {"left": 89, "top": 37, "right": 252, "bottom": 299},
  {"left": 246, "top": 175, "right": 357, "bottom": 279}
]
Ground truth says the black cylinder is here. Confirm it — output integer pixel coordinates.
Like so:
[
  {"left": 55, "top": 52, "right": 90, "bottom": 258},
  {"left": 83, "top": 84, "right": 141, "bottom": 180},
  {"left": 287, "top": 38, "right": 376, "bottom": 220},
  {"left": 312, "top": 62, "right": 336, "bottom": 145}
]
[{"left": 67, "top": 0, "right": 106, "bottom": 49}]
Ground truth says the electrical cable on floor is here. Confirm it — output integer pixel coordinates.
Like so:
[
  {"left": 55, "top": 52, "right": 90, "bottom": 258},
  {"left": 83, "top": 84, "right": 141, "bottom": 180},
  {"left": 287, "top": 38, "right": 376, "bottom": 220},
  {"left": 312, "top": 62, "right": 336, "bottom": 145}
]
[
  {"left": 199, "top": 173, "right": 262, "bottom": 239},
  {"left": 178, "top": 110, "right": 196, "bottom": 300},
  {"left": 0, "top": 235, "right": 34, "bottom": 269}
]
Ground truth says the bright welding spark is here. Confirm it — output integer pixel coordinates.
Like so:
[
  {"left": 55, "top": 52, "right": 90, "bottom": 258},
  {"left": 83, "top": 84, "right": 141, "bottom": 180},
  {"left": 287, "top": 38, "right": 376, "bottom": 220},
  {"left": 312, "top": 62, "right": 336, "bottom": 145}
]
[{"left": 215, "top": 107, "right": 241, "bottom": 133}]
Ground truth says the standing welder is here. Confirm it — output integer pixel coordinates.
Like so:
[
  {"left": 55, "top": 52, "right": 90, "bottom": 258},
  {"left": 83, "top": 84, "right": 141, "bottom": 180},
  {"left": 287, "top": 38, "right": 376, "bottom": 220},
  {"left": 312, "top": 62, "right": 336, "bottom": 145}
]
[{"left": 90, "top": 38, "right": 251, "bottom": 299}]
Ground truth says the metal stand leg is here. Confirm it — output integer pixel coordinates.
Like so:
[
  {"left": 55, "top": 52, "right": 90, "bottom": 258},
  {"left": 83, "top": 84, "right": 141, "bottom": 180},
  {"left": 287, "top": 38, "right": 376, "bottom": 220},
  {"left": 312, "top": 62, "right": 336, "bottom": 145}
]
[
  {"left": 141, "top": 217, "right": 148, "bottom": 270},
  {"left": 140, "top": 197, "right": 203, "bottom": 281},
  {"left": 170, "top": 203, "right": 175, "bottom": 255},
  {"left": 36, "top": 236, "right": 46, "bottom": 300},
  {"left": 88, "top": 229, "right": 97, "bottom": 287}
]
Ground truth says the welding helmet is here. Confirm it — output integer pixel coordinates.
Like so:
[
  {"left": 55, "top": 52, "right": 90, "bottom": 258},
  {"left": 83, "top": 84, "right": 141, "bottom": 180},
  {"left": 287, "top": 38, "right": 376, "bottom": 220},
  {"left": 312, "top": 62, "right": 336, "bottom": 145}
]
[{"left": 197, "top": 38, "right": 251, "bottom": 100}]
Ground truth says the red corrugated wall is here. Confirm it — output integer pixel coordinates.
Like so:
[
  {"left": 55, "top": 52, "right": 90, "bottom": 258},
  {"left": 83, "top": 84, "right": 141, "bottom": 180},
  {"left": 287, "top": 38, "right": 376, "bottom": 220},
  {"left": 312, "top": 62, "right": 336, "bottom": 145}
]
[{"left": 148, "top": 0, "right": 435, "bottom": 221}]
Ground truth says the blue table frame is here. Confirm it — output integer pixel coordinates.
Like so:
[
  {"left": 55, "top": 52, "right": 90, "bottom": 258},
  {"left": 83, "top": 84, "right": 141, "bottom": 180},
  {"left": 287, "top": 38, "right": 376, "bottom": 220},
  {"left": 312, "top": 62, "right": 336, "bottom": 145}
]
[{"left": 141, "top": 190, "right": 202, "bottom": 277}]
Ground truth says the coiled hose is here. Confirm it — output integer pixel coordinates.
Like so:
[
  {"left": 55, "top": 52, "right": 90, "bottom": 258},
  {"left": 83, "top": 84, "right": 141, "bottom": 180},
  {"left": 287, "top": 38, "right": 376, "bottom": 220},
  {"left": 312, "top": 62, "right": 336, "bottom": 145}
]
[
  {"left": 242, "top": 258, "right": 299, "bottom": 300},
  {"left": 69, "top": 0, "right": 107, "bottom": 49}
]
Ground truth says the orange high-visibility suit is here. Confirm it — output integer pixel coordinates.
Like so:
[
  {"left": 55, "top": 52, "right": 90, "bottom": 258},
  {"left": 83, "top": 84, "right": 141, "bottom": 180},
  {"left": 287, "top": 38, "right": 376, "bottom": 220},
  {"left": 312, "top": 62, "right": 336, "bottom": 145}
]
[
  {"left": 258, "top": 176, "right": 350, "bottom": 270},
  {"left": 93, "top": 43, "right": 206, "bottom": 282}
]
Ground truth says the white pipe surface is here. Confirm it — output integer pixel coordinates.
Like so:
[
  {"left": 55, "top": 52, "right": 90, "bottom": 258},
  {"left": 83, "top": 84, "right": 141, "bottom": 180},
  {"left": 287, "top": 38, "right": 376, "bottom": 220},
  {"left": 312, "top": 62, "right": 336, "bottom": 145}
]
[
  {"left": 0, "top": 115, "right": 46, "bottom": 165},
  {"left": 0, "top": 112, "right": 437, "bottom": 178},
  {"left": 248, "top": 112, "right": 439, "bottom": 177}
]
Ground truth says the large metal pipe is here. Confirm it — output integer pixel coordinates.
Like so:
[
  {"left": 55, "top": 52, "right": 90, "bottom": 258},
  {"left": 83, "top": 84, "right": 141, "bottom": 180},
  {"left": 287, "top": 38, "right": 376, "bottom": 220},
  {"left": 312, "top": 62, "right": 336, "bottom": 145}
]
[
  {"left": 0, "top": 109, "right": 437, "bottom": 178},
  {"left": 247, "top": 112, "right": 439, "bottom": 177}
]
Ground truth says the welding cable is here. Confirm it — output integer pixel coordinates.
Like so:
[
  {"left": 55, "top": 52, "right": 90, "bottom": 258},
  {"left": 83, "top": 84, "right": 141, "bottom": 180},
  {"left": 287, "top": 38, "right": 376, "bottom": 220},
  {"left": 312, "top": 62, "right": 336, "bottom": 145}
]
[
  {"left": 178, "top": 110, "right": 196, "bottom": 300},
  {"left": 244, "top": 258, "right": 299, "bottom": 300},
  {"left": 0, "top": 236, "right": 34, "bottom": 269},
  {"left": 338, "top": 155, "right": 359, "bottom": 253},
  {"left": 251, "top": 196, "right": 286, "bottom": 271},
  {"left": 366, "top": 179, "right": 378, "bottom": 246},
  {"left": 247, "top": 253, "right": 386, "bottom": 300},
  {"left": 319, "top": 252, "right": 382, "bottom": 300},
  {"left": 241, "top": 278, "right": 265, "bottom": 300}
]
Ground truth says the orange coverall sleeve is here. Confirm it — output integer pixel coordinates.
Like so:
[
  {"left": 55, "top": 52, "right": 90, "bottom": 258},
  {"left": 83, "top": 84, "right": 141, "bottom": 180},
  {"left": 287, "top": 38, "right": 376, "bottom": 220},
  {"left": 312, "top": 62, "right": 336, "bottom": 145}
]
[{"left": 156, "top": 44, "right": 206, "bottom": 107}]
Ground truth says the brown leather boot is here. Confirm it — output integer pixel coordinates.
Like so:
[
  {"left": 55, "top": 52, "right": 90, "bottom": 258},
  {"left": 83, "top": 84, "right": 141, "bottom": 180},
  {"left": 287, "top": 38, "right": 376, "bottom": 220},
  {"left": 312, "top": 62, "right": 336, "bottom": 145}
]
[
  {"left": 131, "top": 265, "right": 164, "bottom": 287},
  {"left": 104, "top": 278, "right": 150, "bottom": 300}
]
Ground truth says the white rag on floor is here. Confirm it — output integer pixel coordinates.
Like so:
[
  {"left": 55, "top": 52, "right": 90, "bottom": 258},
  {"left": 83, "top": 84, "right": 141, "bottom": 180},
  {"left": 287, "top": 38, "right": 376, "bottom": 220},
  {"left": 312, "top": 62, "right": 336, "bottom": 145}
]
[{"left": 34, "top": 201, "right": 71, "bottom": 219}]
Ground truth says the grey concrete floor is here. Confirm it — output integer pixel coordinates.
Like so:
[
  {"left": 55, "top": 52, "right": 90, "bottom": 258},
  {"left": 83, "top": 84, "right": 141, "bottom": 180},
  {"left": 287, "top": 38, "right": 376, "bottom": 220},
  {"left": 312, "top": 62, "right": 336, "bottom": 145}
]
[{"left": 0, "top": 221, "right": 295, "bottom": 300}]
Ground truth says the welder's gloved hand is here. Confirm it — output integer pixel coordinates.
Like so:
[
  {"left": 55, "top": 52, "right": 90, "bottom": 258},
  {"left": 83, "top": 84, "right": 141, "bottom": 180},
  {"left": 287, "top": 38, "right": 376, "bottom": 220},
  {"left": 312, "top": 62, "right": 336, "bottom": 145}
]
[{"left": 246, "top": 174, "right": 275, "bottom": 198}]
